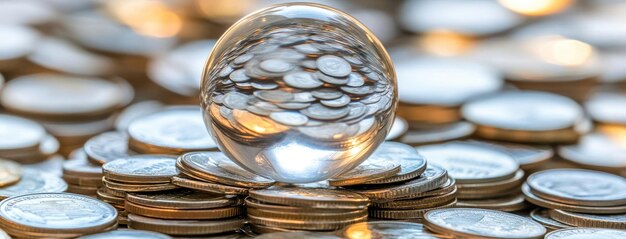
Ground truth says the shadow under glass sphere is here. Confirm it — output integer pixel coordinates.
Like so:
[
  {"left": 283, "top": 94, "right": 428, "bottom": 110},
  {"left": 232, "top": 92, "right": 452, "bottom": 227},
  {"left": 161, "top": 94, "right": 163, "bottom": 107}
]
[{"left": 200, "top": 3, "right": 397, "bottom": 183}]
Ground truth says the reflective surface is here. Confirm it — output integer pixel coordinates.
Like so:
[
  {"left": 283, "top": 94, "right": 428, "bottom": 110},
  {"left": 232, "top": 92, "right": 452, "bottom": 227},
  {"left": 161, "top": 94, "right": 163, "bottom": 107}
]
[{"left": 201, "top": 3, "right": 396, "bottom": 183}]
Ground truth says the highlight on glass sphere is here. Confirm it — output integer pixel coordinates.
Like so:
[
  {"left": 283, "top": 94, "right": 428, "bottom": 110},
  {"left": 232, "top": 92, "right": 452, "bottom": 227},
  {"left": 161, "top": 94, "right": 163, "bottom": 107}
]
[{"left": 200, "top": 3, "right": 397, "bottom": 183}]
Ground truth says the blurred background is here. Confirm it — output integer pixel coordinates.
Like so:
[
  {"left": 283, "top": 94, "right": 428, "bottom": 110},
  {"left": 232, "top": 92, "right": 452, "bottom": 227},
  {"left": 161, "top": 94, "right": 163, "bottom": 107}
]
[{"left": 0, "top": 0, "right": 624, "bottom": 175}]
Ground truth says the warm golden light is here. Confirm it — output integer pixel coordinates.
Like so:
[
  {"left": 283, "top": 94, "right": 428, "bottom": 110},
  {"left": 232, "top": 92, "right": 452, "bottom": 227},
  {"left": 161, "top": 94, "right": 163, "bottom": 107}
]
[
  {"left": 528, "top": 36, "right": 595, "bottom": 67},
  {"left": 106, "top": 0, "right": 182, "bottom": 38},
  {"left": 498, "top": 0, "right": 573, "bottom": 16},
  {"left": 417, "top": 30, "right": 475, "bottom": 57},
  {"left": 598, "top": 125, "right": 626, "bottom": 149},
  {"left": 196, "top": 0, "right": 256, "bottom": 23},
  {"left": 344, "top": 225, "right": 372, "bottom": 239},
  {"left": 233, "top": 109, "right": 288, "bottom": 135}
]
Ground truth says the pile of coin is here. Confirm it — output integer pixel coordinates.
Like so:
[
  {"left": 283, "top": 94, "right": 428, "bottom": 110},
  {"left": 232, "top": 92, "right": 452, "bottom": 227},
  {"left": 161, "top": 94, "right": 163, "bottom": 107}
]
[
  {"left": 0, "top": 165, "right": 67, "bottom": 200},
  {"left": 522, "top": 169, "right": 626, "bottom": 229},
  {"left": 417, "top": 141, "right": 528, "bottom": 212},
  {"left": 0, "top": 193, "right": 118, "bottom": 238},
  {"left": 423, "top": 208, "right": 547, "bottom": 239},
  {"left": 328, "top": 142, "right": 454, "bottom": 221},
  {"left": 461, "top": 91, "right": 589, "bottom": 144},
  {"left": 0, "top": 114, "right": 59, "bottom": 164},
  {"left": 0, "top": 74, "right": 134, "bottom": 156},
  {"left": 100, "top": 155, "right": 178, "bottom": 225},
  {"left": 62, "top": 149, "right": 103, "bottom": 196},
  {"left": 246, "top": 187, "right": 370, "bottom": 233}
]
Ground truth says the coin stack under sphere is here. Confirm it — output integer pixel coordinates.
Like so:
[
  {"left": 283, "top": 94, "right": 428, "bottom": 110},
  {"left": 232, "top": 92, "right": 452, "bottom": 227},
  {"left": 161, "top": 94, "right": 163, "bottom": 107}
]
[
  {"left": 62, "top": 149, "right": 103, "bottom": 196},
  {"left": 0, "top": 193, "right": 118, "bottom": 238},
  {"left": 523, "top": 169, "right": 626, "bottom": 229},
  {"left": 324, "top": 142, "right": 455, "bottom": 221},
  {"left": 100, "top": 155, "right": 179, "bottom": 225},
  {"left": 246, "top": 187, "right": 370, "bottom": 233},
  {"left": 418, "top": 141, "right": 528, "bottom": 212}
]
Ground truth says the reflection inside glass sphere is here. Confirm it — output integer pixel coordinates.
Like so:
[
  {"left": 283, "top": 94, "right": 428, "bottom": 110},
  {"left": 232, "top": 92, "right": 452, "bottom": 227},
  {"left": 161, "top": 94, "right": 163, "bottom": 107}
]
[{"left": 201, "top": 3, "right": 396, "bottom": 183}]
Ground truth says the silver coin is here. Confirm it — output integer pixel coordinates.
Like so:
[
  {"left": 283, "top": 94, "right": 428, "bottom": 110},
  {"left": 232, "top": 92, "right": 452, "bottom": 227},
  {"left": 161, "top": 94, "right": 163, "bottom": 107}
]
[
  {"left": 321, "top": 94, "right": 351, "bottom": 108},
  {"left": 300, "top": 103, "right": 349, "bottom": 120},
  {"left": 256, "top": 232, "right": 340, "bottom": 239},
  {"left": 102, "top": 155, "right": 178, "bottom": 183},
  {"left": 529, "top": 208, "right": 571, "bottom": 230},
  {"left": 341, "top": 85, "right": 375, "bottom": 95},
  {"left": 254, "top": 90, "right": 294, "bottom": 103},
  {"left": 223, "top": 91, "right": 250, "bottom": 110},
  {"left": 251, "top": 81, "right": 279, "bottom": 90},
  {"left": 301, "top": 60, "right": 318, "bottom": 69},
  {"left": 527, "top": 169, "right": 626, "bottom": 207},
  {"left": 180, "top": 151, "right": 275, "bottom": 188},
  {"left": 545, "top": 228, "right": 626, "bottom": 239},
  {"left": 233, "top": 54, "right": 254, "bottom": 65},
  {"left": 363, "top": 142, "right": 427, "bottom": 184},
  {"left": 315, "top": 71, "right": 348, "bottom": 85},
  {"left": 416, "top": 141, "right": 519, "bottom": 183},
  {"left": 424, "top": 208, "right": 546, "bottom": 239},
  {"left": 79, "top": 230, "right": 171, "bottom": 239},
  {"left": 311, "top": 88, "right": 344, "bottom": 100},
  {"left": 0, "top": 193, "right": 118, "bottom": 233},
  {"left": 292, "top": 92, "right": 317, "bottom": 103},
  {"left": 259, "top": 59, "right": 295, "bottom": 73},
  {"left": 346, "top": 73, "right": 365, "bottom": 87},
  {"left": 317, "top": 55, "right": 352, "bottom": 78},
  {"left": 218, "top": 65, "right": 234, "bottom": 77},
  {"left": 62, "top": 156, "right": 102, "bottom": 178},
  {"left": 83, "top": 131, "right": 130, "bottom": 165},
  {"left": 330, "top": 157, "right": 400, "bottom": 185},
  {"left": 0, "top": 169, "right": 67, "bottom": 199},
  {"left": 340, "top": 221, "right": 439, "bottom": 239},
  {"left": 270, "top": 111, "right": 309, "bottom": 126},
  {"left": 229, "top": 69, "right": 250, "bottom": 83},
  {"left": 348, "top": 165, "right": 448, "bottom": 200},
  {"left": 341, "top": 102, "right": 368, "bottom": 121},
  {"left": 276, "top": 102, "right": 311, "bottom": 110},
  {"left": 0, "top": 114, "right": 46, "bottom": 152},
  {"left": 294, "top": 44, "right": 321, "bottom": 54},
  {"left": 284, "top": 71, "right": 323, "bottom": 89},
  {"left": 299, "top": 123, "right": 358, "bottom": 141}
]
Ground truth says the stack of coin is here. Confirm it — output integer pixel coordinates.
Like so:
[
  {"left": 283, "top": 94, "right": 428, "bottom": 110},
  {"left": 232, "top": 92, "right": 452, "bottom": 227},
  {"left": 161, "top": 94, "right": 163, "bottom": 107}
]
[
  {"left": 125, "top": 189, "right": 246, "bottom": 236},
  {"left": 0, "top": 114, "right": 60, "bottom": 164},
  {"left": 523, "top": 169, "right": 626, "bottom": 227},
  {"left": 0, "top": 74, "right": 134, "bottom": 156},
  {"left": 395, "top": 56, "right": 502, "bottom": 125},
  {"left": 462, "top": 91, "right": 588, "bottom": 144},
  {"left": 77, "top": 229, "right": 172, "bottom": 239},
  {"left": 62, "top": 149, "right": 103, "bottom": 196},
  {"left": 474, "top": 140, "right": 554, "bottom": 173},
  {"left": 424, "top": 208, "right": 546, "bottom": 238},
  {"left": 398, "top": 121, "right": 476, "bottom": 146},
  {"left": 101, "top": 155, "right": 179, "bottom": 225},
  {"left": 0, "top": 193, "right": 118, "bottom": 238},
  {"left": 172, "top": 151, "right": 274, "bottom": 196},
  {"left": 529, "top": 208, "right": 572, "bottom": 231},
  {"left": 471, "top": 37, "right": 600, "bottom": 102},
  {"left": 84, "top": 131, "right": 132, "bottom": 166},
  {"left": 126, "top": 106, "right": 217, "bottom": 155},
  {"left": 339, "top": 221, "right": 443, "bottom": 239},
  {"left": 0, "top": 167, "right": 67, "bottom": 200},
  {"left": 417, "top": 141, "right": 528, "bottom": 212},
  {"left": 246, "top": 187, "right": 369, "bottom": 233}
]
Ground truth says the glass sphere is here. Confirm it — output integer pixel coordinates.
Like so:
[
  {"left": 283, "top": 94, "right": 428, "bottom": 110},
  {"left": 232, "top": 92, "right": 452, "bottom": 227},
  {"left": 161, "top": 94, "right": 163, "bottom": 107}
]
[{"left": 200, "top": 3, "right": 397, "bottom": 183}]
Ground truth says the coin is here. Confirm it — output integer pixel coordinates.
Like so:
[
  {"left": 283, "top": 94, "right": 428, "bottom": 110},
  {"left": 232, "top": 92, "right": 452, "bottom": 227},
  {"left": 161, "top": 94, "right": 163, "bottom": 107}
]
[
  {"left": 62, "top": 156, "right": 102, "bottom": 178},
  {"left": 83, "top": 131, "right": 130, "bottom": 165},
  {"left": 527, "top": 169, "right": 626, "bottom": 207},
  {"left": 340, "top": 221, "right": 439, "bottom": 239},
  {"left": 300, "top": 103, "right": 349, "bottom": 120},
  {"left": 457, "top": 194, "right": 528, "bottom": 212},
  {"left": 522, "top": 183, "right": 626, "bottom": 214},
  {"left": 170, "top": 176, "right": 249, "bottom": 195},
  {"left": 398, "top": 121, "right": 476, "bottom": 146},
  {"left": 0, "top": 74, "right": 133, "bottom": 119},
  {"left": 585, "top": 90, "right": 626, "bottom": 125},
  {"left": 127, "top": 214, "right": 244, "bottom": 236},
  {"left": 0, "top": 193, "right": 117, "bottom": 233},
  {"left": 424, "top": 208, "right": 546, "bottom": 239},
  {"left": 346, "top": 165, "right": 448, "bottom": 201},
  {"left": 530, "top": 208, "right": 571, "bottom": 230},
  {"left": 77, "top": 229, "right": 172, "bottom": 239},
  {"left": 255, "top": 231, "right": 340, "bottom": 239},
  {"left": 179, "top": 151, "right": 275, "bottom": 188},
  {"left": 247, "top": 214, "right": 367, "bottom": 231},
  {"left": 126, "top": 189, "right": 242, "bottom": 209},
  {"left": 385, "top": 117, "right": 408, "bottom": 141},
  {"left": 0, "top": 114, "right": 46, "bottom": 153},
  {"left": 317, "top": 55, "right": 352, "bottom": 78},
  {"left": 372, "top": 186, "right": 457, "bottom": 210},
  {"left": 474, "top": 141, "right": 553, "bottom": 170},
  {"left": 102, "top": 177, "right": 178, "bottom": 192},
  {"left": 549, "top": 209, "right": 626, "bottom": 229},
  {"left": 114, "top": 101, "right": 164, "bottom": 132},
  {"left": 0, "top": 169, "right": 67, "bottom": 199},
  {"left": 125, "top": 201, "right": 243, "bottom": 220},
  {"left": 417, "top": 141, "right": 519, "bottom": 183},
  {"left": 544, "top": 228, "right": 626, "bottom": 239},
  {"left": 247, "top": 207, "right": 367, "bottom": 221},
  {"left": 284, "top": 71, "right": 323, "bottom": 89},
  {"left": 269, "top": 111, "right": 309, "bottom": 126},
  {"left": 127, "top": 106, "right": 217, "bottom": 154},
  {"left": 363, "top": 142, "right": 427, "bottom": 184},
  {"left": 329, "top": 158, "right": 401, "bottom": 187},
  {"left": 249, "top": 187, "right": 369, "bottom": 209},
  {"left": 0, "top": 159, "right": 21, "bottom": 187},
  {"left": 369, "top": 199, "right": 457, "bottom": 219},
  {"left": 103, "top": 155, "right": 177, "bottom": 183},
  {"left": 558, "top": 128, "right": 626, "bottom": 172}
]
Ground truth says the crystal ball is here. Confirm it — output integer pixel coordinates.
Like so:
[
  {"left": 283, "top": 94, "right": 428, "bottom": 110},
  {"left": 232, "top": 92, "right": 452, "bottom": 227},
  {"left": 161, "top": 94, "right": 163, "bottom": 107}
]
[{"left": 200, "top": 3, "right": 397, "bottom": 183}]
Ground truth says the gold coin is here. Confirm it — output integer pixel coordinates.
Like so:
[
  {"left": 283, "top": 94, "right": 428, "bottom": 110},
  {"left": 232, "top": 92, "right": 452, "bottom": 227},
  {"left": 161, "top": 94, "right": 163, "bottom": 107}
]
[
  {"left": 549, "top": 209, "right": 626, "bottom": 229},
  {"left": 127, "top": 214, "right": 244, "bottom": 236},
  {"left": 369, "top": 199, "right": 456, "bottom": 219},
  {"left": 249, "top": 187, "right": 370, "bottom": 209},
  {"left": 102, "top": 177, "right": 178, "bottom": 192},
  {"left": 522, "top": 183, "right": 626, "bottom": 214},
  {"left": 126, "top": 189, "right": 242, "bottom": 210},
  {"left": 0, "top": 159, "right": 21, "bottom": 187},
  {"left": 124, "top": 201, "right": 243, "bottom": 220},
  {"left": 456, "top": 194, "right": 529, "bottom": 212},
  {"left": 247, "top": 213, "right": 367, "bottom": 231},
  {"left": 170, "top": 176, "right": 248, "bottom": 195}
]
